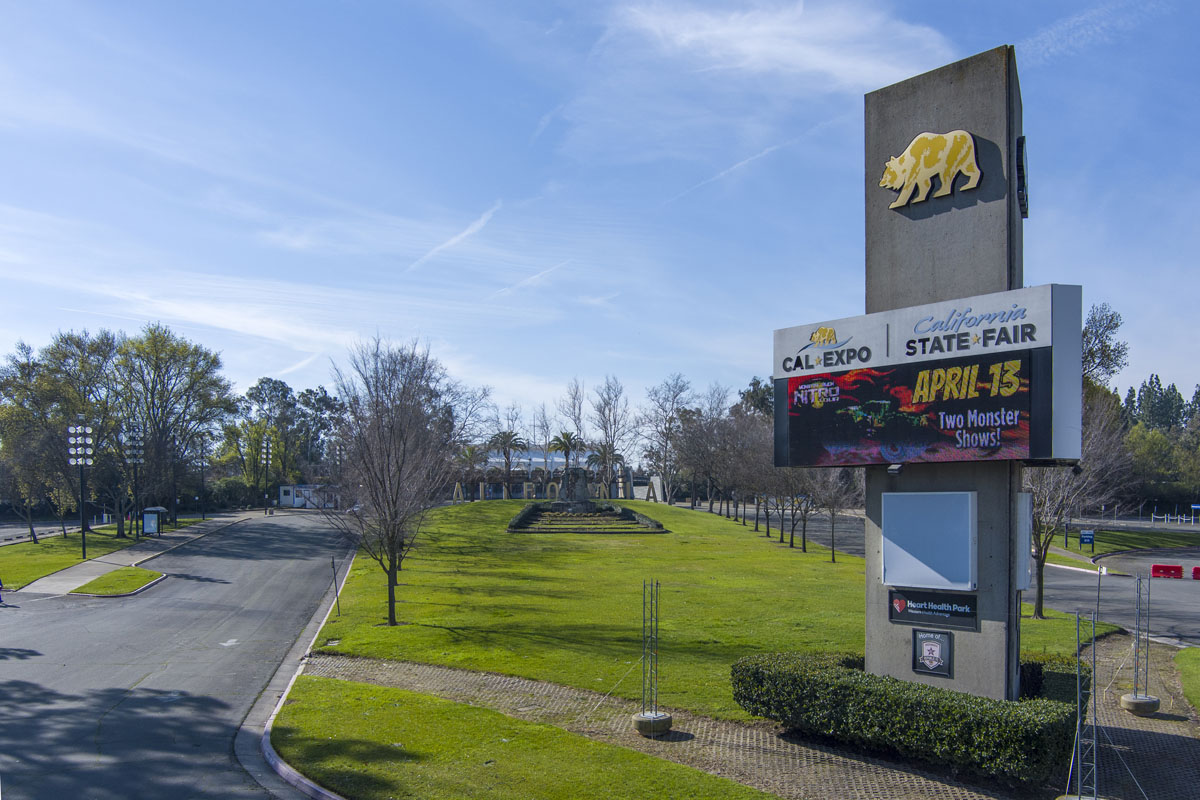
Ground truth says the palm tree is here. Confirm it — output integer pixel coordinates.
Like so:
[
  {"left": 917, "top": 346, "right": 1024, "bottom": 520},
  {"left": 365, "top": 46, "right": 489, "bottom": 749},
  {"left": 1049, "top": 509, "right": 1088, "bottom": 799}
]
[
  {"left": 548, "top": 430, "right": 582, "bottom": 477},
  {"left": 587, "top": 443, "right": 625, "bottom": 490},
  {"left": 486, "top": 430, "right": 527, "bottom": 499},
  {"left": 454, "top": 444, "right": 488, "bottom": 499}
]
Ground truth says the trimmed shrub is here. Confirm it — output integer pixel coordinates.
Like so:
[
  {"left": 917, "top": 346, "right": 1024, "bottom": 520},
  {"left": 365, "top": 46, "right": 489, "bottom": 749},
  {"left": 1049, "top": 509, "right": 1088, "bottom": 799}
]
[
  {"left": 596, "top": 501, "right": 664, "bottom": 530},
  {"left": 731, "top": 651, "right": 1077, "bottom": 785},
  {"left": 506, "top": 503, "right": 542, "bottom": 531},
  {"left": 1020, "top": 652, "right": 1089, "bottom": 705}
]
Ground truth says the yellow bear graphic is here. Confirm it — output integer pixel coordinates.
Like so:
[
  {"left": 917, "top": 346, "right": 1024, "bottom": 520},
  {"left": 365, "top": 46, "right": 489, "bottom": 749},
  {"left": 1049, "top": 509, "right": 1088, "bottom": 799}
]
[
  {"left": 879, "top": 130, "right": 981, "bottom": 209},
  {"left": 809, "top": 327, "right": 837, "bottom": 346}
]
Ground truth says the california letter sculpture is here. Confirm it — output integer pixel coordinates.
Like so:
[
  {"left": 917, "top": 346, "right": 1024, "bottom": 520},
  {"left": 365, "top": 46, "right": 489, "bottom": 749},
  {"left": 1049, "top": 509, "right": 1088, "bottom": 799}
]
[{"left": 880, "top": 130, "right": 981, "bottom": 209}]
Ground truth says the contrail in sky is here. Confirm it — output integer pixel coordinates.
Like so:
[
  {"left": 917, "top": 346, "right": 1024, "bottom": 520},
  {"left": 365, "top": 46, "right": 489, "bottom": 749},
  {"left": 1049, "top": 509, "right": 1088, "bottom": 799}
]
[{"left": 407, "top": 199, "right": 502, "bottom": 272}]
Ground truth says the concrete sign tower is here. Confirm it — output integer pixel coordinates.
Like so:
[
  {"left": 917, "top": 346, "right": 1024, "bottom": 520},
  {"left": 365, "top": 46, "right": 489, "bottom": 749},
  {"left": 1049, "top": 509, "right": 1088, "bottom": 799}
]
[{"left": 864, "top": 46, "right": 1025, "bottom": 700}]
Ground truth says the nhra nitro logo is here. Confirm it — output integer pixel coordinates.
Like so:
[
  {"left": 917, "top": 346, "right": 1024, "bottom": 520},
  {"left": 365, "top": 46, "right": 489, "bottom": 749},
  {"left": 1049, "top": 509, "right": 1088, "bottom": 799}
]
[{"left": 781, "top": 327, "right": 872, "bottom": 373}]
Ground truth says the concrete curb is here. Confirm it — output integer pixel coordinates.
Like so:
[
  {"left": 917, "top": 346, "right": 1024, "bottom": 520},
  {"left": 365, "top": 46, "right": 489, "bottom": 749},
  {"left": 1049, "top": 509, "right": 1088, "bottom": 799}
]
[
  {"left": 233, "top": 541, "right": 357, "bottom": 800},
  {"left": 12, "top": 514, "right": 249, "bottom": 593},
  {"left": 69, "top": 573, "right": 168, "bottom": 598},
  {"left": 1045, "top": 562, "right": 1100, "bottom": 575}
]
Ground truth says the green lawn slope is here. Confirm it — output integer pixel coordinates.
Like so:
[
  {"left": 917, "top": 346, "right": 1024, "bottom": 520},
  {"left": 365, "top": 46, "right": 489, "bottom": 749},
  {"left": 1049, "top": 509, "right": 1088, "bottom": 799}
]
[
  {"left": 274, "top": 676, "right": 780, "bottom": 800},
  {"left": 315, "top": 500, "right": 1089, "bottom": 720}
]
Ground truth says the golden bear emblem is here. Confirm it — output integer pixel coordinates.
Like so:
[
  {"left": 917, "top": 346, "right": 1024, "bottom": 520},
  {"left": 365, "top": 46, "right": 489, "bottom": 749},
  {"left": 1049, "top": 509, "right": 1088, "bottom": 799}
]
[
  {"left": 880, "top": 130, "right": 981, "bottom": 209},
  {"left": 810, "top": 326, "right": 837, "bottom": 346}
]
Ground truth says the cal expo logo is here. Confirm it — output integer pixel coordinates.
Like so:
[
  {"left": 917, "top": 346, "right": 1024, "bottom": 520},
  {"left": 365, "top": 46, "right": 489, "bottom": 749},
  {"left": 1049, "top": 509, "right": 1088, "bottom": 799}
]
[
  {"left": 880, "top": 130, "right": 981, "bottom": 209},
  {"left": 780, "top": 326, "right": 872, "bottom": 373}
]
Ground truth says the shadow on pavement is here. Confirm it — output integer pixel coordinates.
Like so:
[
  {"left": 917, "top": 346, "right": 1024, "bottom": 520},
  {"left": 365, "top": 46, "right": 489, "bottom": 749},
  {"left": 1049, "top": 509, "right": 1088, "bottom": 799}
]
[
  {"left": 0, "top": 679, "right": 255, "bottom": 800},
  {"left": 0, "top": 647, "right": 41, "bottom": 660},
  {"left": 186, "top": 517, "right": 345, "bottom": 564},
  {"left": 164, "top": 573, "right": 231, "bottom": 584}
]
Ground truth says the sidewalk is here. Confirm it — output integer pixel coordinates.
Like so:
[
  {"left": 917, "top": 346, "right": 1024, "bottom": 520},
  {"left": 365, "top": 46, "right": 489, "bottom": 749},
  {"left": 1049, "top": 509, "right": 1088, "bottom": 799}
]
[
  {"left": 17, "top": 512, "right": 256, "bottom": 595},
  {"left": 297, "top": 631, "right": 1199, "bottom": 800}
]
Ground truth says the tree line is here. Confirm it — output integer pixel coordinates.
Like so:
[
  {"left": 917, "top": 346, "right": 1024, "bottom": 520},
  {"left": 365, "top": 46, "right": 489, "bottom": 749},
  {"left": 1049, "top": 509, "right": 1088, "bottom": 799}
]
[{"left": 1, "top": 304, "right": 1192, "bottom": 623}]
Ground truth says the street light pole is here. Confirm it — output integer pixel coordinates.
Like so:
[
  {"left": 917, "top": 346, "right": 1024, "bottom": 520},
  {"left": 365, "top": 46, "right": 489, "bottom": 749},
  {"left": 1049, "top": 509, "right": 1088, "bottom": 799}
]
[
  {"left": 199, "top": 435, "right": 207, "bottom": 521},
  {"left": 67, "top": 414, "right": 94, "bottom": 560},
  {"left": 170, "top": 435, "right": 179, "bottom": 530},
  {"left": 261, "top": 437, "right": 272, "bottom": 516},
  {"left": 125, "top": 425, "right": 145, "bottom": 540}
]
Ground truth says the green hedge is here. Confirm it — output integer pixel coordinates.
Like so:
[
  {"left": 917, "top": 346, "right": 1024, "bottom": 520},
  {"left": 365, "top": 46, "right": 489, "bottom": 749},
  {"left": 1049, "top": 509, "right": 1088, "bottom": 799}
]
[
  {"left": 507, "top": 501, "right": 666, "bottom": 532},
  {"left": 506, "top": 502, "right": 542, "bottom": 531},
  {"left": 1019, "top": 652, "right": 1089, "bottom": 705},
  {"left": 596, "top": 501, "right": 664, "bottom": 530},
  {"left": 731, "top": 652, "right": 1079, "bottom": 785}
]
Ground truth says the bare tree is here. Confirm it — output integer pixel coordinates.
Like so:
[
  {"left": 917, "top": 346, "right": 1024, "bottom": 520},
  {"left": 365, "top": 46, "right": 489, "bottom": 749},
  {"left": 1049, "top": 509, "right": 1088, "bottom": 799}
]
[
  {"left": 530, "top": 402, "right": 555, "bottom": 485},
  {"left": 677, "top": 384, "right": 730, "bottom": 512},
  {"left": 639, "top": 373, "right": 692, "bottom": 504},
  {"left": 556, "top": 377, "right": 587, "bottom": 460},
  {"left": 727, "top": 408, "right": 771, "bottom": 530},
  {"left": 811, "top": 467, "right": 864, "bottom": 563},
  {"left": 783, "top": 470, "right": 820, "bottom": 550},
  {"left": 323, "top": 339, "right": 489, "bottom": 626},
  {"left": 589, "top": 375, "right": 635, "bottom": 488},
  {"left": 1024, "top": 388, "right": 1129, "bottom": 618}
]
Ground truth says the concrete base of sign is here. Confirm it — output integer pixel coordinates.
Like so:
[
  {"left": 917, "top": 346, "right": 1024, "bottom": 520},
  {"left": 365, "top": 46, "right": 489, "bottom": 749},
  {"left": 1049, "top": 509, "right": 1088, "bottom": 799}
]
[
  {"left": 632, "top": 711, "right": 672, "bottom": 737},
  {"left": 1119, "top": 693, "right": 1160, "bottom": 716}
]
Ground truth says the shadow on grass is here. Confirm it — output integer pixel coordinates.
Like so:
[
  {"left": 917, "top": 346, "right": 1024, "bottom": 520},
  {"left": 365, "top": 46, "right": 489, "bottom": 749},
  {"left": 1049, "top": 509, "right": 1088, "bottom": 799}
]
[
  {"left": 271, "top": 726, "right": 418, "bottom": 796},
  {"left": 417, "top": 581, "right": 575, "bottom": 601},
  {"left": 412, "top": 619, "right": 752, "bottom": 663}
]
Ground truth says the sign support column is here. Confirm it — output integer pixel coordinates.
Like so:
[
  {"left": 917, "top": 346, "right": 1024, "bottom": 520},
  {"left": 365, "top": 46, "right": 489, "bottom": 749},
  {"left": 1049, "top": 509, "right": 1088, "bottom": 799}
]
[{"left": 863, "top": 46, "right": 1025, "bottom": 700}]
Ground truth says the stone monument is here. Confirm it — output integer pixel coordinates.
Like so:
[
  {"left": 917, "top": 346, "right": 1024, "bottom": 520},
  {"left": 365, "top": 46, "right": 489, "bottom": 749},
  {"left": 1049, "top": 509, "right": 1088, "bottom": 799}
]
[{"left": 550, "top": 467, "right": 594, "bottom": 514}]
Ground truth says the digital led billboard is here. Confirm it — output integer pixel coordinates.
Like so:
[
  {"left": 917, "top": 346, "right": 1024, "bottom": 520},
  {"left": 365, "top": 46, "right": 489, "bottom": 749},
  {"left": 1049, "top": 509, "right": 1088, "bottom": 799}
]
[
  {"left": 772, "top": 285, "right": 1080, "bottom": 467},
  {"left": 784, "top": 351, "right": 1032, "bottom": 466}
]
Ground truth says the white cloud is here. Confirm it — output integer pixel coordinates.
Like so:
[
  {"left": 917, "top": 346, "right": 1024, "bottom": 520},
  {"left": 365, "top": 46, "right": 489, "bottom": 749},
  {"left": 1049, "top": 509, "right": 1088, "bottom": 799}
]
[
  {"left": 616, "top": 1, "right": 954, "bottom": 91},
  {"left": 1019, "top": 0, "right": 1172, "bottom": 67},
  {"left": 555, "top": 1, "right": 952, "bottom": 165}
]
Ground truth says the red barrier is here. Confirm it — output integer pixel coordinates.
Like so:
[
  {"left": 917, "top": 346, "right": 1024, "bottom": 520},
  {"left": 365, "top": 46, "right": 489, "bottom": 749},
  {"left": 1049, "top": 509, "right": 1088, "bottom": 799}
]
[
  {"left": 1151, "top": 564, "right": 1183, "bottom": 579},
  {"left": 1193, "top": 566, "right": 1200, "bottom": 580}
]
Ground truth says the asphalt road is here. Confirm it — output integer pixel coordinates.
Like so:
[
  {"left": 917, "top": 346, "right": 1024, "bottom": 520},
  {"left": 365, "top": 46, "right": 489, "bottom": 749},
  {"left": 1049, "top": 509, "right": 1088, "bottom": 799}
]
[
  {"left": 0, "top": 512, "right": 350, "bottom": 800},
  {"left": 0, "top": 519, "right": 75, "bottom": 545},
  {"left": 1037, "top": 548, "right": 1200, "bottom": 646}
]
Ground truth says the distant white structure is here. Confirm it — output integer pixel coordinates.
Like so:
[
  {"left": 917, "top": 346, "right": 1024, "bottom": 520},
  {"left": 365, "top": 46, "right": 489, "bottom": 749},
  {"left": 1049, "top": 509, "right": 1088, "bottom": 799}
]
[
  {"left": 278, "top": 484, "right": 335, "bottom": 509},
  {"left": 633, "top": 476, "right": 663, "bottom": 502}
]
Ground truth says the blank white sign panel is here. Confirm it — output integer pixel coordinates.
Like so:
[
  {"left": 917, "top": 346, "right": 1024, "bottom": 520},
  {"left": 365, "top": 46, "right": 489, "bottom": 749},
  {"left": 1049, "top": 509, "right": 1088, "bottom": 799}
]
[{"left": 882, "top": 492, "right": 977, "bottom": 590}]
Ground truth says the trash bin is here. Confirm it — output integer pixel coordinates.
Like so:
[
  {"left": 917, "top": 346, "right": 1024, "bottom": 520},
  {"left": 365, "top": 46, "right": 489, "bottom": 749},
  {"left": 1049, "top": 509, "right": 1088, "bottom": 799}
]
[{"left": 143, "top": 506, "right": 168, "bottom": 536}]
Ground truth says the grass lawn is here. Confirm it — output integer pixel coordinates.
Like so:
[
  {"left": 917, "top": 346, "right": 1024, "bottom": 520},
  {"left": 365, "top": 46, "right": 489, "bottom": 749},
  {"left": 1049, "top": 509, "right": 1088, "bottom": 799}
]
[
  {"left": 273, "top": 676, "right": 779, "bottom": 800},
  {"left": 1020, "top": 605, "right": 1119, "bottom": 653},
  {"left": 314, "top": 500, "right": 1092, "bottom": 720},
  {"left": 1176, "top": 648, "right": 1200, "bottom": 715},
  {"left": 1058, "top": 527, "right": 1200, "bottom": 558},
  {"left": 1045, "top": 551, "right": 1099, "bottom": 572},
  {"left": 70, "top": 565, "right": 162, "bottom": 595},
  {"left": 0, "top": 517, "right": 202, "bottom": 590}
]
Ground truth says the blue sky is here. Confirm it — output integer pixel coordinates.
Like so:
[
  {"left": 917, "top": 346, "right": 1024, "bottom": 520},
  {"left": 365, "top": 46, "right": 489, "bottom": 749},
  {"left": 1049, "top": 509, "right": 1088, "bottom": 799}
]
[{"left": 1, "top": 0, "right": 1196, "bottom": 414}]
